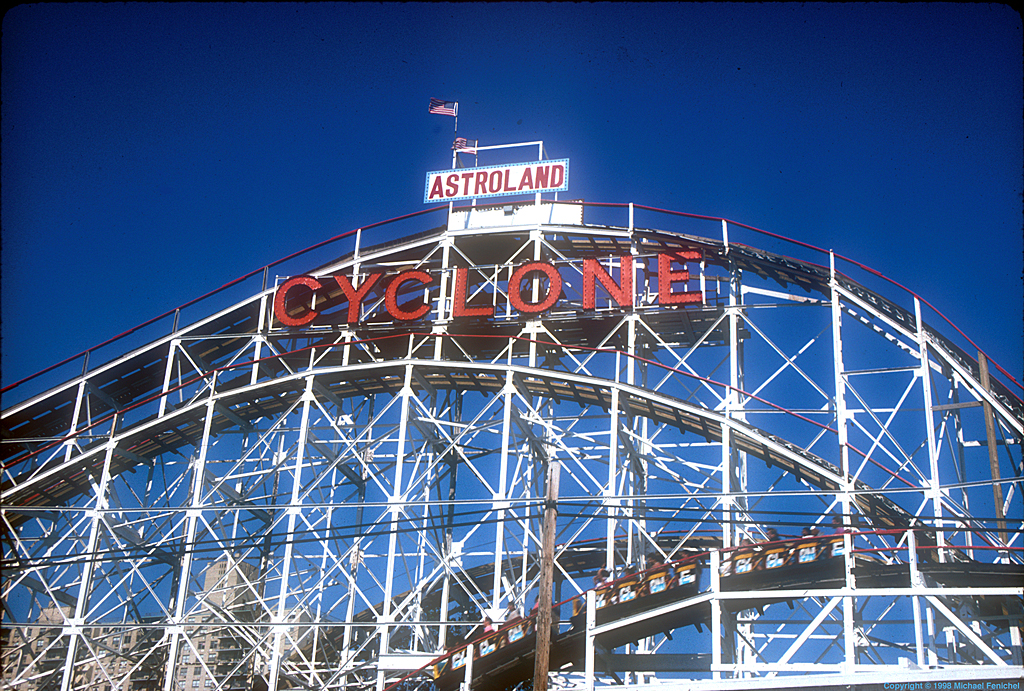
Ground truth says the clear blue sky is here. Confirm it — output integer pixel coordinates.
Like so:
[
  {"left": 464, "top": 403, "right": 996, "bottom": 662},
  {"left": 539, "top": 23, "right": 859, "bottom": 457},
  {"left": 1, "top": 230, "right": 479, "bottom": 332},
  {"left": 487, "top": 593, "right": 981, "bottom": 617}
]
[{"left": 2, "top": 3, "right": 1021, "bottom": 392}]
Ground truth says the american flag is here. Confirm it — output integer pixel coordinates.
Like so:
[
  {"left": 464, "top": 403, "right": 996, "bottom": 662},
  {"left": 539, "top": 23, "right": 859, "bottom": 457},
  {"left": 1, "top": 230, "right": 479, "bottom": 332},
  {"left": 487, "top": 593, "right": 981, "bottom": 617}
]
[
  {"left": 453, "top": 137, "right": 478, "bottom": 155},
  {"left": 428, "top": 98, "right": 457, "bottom": 116}
]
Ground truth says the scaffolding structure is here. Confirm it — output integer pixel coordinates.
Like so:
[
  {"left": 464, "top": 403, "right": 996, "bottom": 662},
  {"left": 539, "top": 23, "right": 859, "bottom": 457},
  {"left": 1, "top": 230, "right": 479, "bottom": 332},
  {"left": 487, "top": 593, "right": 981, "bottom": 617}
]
[{"left": 3, "top": 198, "right": 1021, "bottom": 691}]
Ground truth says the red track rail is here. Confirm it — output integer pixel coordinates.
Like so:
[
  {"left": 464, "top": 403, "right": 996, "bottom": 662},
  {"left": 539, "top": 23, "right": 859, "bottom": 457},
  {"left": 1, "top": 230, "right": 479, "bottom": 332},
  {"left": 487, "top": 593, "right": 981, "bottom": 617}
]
[{"left": 3, "top": 201, "right": 1019, "bottom": 399}]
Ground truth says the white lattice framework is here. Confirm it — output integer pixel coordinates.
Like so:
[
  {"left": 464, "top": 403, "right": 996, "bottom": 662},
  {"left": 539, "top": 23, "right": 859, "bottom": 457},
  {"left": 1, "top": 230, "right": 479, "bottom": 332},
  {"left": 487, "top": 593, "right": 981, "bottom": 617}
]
[{"left": 2, "top": 199, "right": 1021, "bottom": 691}]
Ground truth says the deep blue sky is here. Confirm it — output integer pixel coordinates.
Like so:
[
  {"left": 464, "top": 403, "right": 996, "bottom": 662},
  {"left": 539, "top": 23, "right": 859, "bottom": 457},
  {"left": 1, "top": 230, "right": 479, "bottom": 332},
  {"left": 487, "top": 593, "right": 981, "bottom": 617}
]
[{"left": 2, "top": 3, "right": 1021, "bottom": 394}]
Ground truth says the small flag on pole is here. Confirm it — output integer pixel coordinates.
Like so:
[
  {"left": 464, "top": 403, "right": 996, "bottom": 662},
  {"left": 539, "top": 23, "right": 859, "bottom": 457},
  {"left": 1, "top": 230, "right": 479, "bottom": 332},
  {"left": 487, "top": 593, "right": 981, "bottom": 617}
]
[
  {"left": 428, "top": 98, "right": 458, "bottom": 116},
  {"left": 453, "top": 137, "right": 478, "bottom": 155}
]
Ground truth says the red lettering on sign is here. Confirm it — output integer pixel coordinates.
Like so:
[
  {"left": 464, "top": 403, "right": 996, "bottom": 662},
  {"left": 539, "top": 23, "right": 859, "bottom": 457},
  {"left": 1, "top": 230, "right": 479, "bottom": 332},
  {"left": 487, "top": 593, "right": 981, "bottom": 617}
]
[
  {"left": 446, "top": 174, "right": 460, "bottom": 197},
  {"left": 583, "top": 256, "right": 633, "bottom": 309},
  {"left": 276, "top": 247, "right": 708, "bottom": 329},
  {"left": 461, "top": 172, "right": 475, "bottom": 196},
  {"left": 658, "top": 251, "right": 701, "bottom": 305},
  {"left": 274, "top": 276, "right": 322, "bottom": 326},
  {"left": 385, "top": 270, "right": 433, "bottom": 321},
  {"left": 453, "top": 267, "right": 494, "bottom": 318},
  {"left": 550, "top": 164, "right": 564, "bottom": 188},
  {"left": 489, "top": 170, "right": 503, "bottom": 194},
  {"left": 332, "top": 273, "right": 383, "bottom": 323},
  {"left": 535, "top": 166, "right": 549, "bottom": 188},
  {"left": 503, "top": 168, "right": 517, "bottom": 192},
  {"left": 518, "top": 167, "right": 534, "bottom": 191},
  {"left": 428, "top": 177, "right": 444, "bottom": 201},
  {"left": 509, "top": 262, "right": 562, "bottom": 314},
  {"left": 475, "top": 171, "right": 488, "bottom": 196}
]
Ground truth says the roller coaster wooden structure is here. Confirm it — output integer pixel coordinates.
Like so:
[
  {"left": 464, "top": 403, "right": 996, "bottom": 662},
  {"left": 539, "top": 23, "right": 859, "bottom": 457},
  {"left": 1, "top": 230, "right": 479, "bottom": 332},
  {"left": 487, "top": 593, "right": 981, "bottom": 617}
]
[{"left": 3, "top": 198, "right": 1021, "bottom": 691}]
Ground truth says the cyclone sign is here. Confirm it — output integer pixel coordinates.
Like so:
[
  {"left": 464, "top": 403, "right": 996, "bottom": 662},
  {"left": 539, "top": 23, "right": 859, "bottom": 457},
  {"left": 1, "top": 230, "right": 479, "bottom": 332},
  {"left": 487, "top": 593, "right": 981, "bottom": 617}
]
[
  {"left": 424, "top": 159, "right": 569, "bottom": 203},
  {"left": 273, "top": 252, "right": 701, "bottom": 327}
]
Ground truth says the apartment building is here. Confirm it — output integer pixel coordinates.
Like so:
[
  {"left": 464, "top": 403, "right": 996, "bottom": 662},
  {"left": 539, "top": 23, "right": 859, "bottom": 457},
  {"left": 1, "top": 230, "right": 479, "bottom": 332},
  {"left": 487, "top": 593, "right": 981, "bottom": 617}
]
[{"left": 3, "top": 558, "right": 257, "bottom": 691}]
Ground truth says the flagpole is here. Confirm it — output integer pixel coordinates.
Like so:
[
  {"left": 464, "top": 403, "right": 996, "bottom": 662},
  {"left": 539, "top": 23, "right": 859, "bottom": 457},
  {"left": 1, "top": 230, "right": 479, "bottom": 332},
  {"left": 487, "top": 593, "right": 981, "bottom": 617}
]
[{"left": 450, "top": 102, "right": 457, "bottom": 227}]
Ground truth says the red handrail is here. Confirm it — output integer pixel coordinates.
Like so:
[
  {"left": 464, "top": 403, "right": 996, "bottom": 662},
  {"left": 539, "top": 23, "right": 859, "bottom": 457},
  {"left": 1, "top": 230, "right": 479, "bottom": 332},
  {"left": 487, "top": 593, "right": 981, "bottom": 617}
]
[{"left": 4, "top": 200, "right": 1018, "bottom": 407}]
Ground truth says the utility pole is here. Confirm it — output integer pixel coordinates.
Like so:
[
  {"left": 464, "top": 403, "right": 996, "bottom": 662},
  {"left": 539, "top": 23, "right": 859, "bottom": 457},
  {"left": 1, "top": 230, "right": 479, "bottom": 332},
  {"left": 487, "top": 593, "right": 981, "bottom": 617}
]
[
  {"left": 978, "top": 352, "right": 1006, "bottom": 544},
  {"left": 534, "top": 459, "right": 560, "bottom": 691}
]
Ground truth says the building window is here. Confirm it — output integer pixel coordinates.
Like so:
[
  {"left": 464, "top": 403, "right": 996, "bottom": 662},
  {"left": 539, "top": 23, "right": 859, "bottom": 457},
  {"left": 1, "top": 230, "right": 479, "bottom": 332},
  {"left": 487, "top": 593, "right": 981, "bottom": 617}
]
[
  {"left": 192, "top": 682, "right": 199, "bottom": 688},
  {"left": 204, "top": 682, "right": 212, "bottom": 688}
]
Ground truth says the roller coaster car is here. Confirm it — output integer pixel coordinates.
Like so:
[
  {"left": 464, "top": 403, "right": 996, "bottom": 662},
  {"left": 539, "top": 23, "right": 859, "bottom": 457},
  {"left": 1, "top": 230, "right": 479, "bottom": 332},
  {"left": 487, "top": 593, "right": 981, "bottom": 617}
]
[
  {"left": 432, "top": 619, "right": 541, "bottom": 691},
  {"left": 719, "top": 535, "right": 1024, "bottom": 617},
  {"left": 721, "top": 537, "right": 846, "bottom": 602},
  {"left": 431, "top": 559, "right": 706, "bottom": 691},
  {"left": 594, "top": 559, "right": 702, "bottom": 621},
  {"left": 589, "top": 559, "right": 705, "bottom": 649}
]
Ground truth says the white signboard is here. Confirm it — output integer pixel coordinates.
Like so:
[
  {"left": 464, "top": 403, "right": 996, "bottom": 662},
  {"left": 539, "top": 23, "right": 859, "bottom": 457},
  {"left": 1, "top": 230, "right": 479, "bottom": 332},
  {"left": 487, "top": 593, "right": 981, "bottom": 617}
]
[{"left": 424, "top": 159, "right": 569, "bottom": 203}]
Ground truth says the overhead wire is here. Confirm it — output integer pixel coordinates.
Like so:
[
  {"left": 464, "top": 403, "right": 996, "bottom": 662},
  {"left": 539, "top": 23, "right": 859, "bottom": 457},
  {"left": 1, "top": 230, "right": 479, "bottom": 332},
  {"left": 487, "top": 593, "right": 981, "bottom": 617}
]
[{"left": 4, "top": 500, "right": 1019, "bottom": 574}]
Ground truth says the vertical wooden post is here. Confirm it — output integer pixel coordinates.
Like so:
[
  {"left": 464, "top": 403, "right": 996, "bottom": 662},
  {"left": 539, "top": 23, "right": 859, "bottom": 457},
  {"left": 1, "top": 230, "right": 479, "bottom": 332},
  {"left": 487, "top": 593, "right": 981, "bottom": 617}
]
[
  {"left": 978, "top": 352, "right": 1006, "bottom": 543},
  {"left": 534, "top": 460, "right": 560, "bottom": 691}
]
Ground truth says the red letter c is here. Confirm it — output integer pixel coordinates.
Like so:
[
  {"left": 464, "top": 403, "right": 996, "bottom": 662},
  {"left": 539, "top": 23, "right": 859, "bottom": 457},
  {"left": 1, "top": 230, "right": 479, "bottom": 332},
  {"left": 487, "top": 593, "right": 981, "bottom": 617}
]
[{"left": 274, "top": 276, "right": 322, "bottom": 326}]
